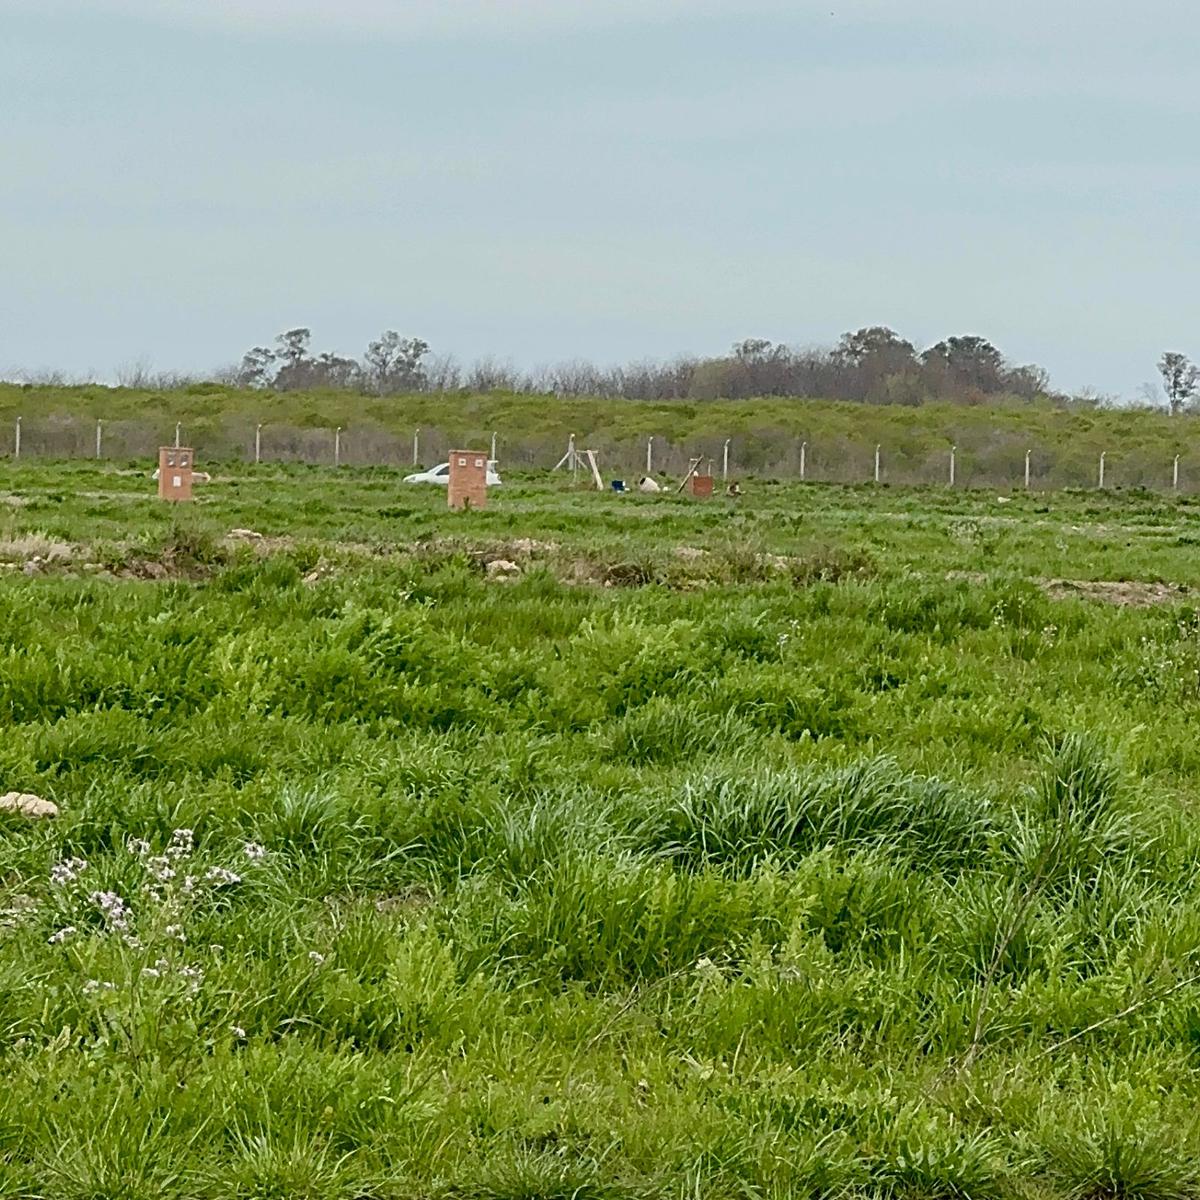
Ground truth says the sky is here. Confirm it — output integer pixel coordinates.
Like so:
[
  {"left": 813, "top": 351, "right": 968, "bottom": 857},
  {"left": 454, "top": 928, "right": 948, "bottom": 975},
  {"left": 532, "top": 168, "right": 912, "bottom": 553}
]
[{"left": 3, "top": 0, "right": 1198, "bottom": 397}]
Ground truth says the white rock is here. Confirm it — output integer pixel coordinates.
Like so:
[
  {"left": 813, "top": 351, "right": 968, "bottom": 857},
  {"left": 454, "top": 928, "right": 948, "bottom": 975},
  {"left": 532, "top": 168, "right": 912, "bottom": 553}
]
[
  {"left": 486, "top": 559, "right": 521, "bottom": 578},
  {"left": 0, "top": 792, "right": 58, "bottom": 819}
]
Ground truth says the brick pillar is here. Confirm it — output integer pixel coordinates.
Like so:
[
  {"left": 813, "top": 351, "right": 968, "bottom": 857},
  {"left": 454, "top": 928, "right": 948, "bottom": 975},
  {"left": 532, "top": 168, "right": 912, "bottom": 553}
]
[
  {"left": 691, "top": 474, "right": 714, "bottom": 498},
  {"left": 158, "top": 447, "right": 194, "bottom": 501},
  {"left": 448, "top": 450, "right": 489, "bottom": 511}
]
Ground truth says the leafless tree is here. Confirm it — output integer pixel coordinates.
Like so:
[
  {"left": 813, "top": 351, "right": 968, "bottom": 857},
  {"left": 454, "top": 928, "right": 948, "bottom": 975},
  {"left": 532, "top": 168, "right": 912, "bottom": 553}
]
[
  {"left": 424, "top": 353, "right": 462, "bottom": 392},
  {"left": 466, "top": 357, "right": 520, "bottom": 392},
  {"left": 115, "top": 358, "right": 156, "bottom": 388}
]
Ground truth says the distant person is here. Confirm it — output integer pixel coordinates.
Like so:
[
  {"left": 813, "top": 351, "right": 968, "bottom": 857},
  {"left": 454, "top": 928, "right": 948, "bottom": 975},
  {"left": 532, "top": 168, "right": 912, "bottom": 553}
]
[
  {"left": 638, "top": 476, "right": 661, "bottom": 493},
  {"left": 726, "top": 481, "right": 742, "bottom": 498}
]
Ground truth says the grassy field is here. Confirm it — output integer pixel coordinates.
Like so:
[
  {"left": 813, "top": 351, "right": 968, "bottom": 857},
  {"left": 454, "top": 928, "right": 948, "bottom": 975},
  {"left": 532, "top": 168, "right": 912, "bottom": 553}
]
[
  {"left": 5, "top": 463, "right": 1200, "bottom": 1197},
  {"left": 3, "top": 382, "right": 1199, "bottom": 487}
]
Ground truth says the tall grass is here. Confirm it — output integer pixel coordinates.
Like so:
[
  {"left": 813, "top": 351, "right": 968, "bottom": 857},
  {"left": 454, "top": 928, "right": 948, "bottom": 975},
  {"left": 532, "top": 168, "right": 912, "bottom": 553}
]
[{"left": 4, "top": 479, "right": 1200, "bottom": 1195}]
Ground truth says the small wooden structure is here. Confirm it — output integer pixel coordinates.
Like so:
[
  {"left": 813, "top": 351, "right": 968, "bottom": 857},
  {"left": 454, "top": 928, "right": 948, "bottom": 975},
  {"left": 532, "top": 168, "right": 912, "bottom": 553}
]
[
  {"left": 448, "top": 450, "right": 489, "bottom": 511},
  {"left": 158, "top": 447, "right": 194, "bottom": 502}
]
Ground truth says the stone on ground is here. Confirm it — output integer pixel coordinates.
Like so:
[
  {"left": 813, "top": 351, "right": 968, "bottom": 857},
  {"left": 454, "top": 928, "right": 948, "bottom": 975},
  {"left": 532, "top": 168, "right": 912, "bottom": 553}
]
[{"left": 0, "top": 792, "right": 58, "bottom": 818}]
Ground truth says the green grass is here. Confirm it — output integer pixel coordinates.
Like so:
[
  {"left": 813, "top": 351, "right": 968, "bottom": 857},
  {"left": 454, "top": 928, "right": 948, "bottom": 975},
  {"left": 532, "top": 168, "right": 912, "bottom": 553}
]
[
  {"left": 4, "top": 381, "right": 1200, "bottom": 486},
  {"left": 4, "top": 461, "right": 1200, "bottom": 1196}
]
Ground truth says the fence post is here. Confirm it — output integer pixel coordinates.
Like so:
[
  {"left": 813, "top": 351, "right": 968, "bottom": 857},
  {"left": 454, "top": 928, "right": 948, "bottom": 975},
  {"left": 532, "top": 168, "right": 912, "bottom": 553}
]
[
  {"left": 800, "top": 441, "right": 807, "bottom": 481},
  {"left": 490, "top": 431, "right": 497, "bottom": 462},
  {"left": 646, "top": 437, "right": 653, "bottom": 476},
  {"left": 949, "top": 444, "right": 956, "bottom": 487},
  {"left": 255, "top": 423, "right": 262, "bottom": 465},
  {"left": 1098, "top": 451, "right": 1106, "bottom": 489},
  {"left": 14, "top": 417, "right": 20, "bottom": 460},
  {"left": 95, "top": 419, "right": 103, "bottom": 459},
  {"left": 174, "top": 422, "right": 181, "bottom": 448},
  {"left": 1174, "top": 454, "right": 1180, "bottom": 492},
  {"left": 1024, "top": 449, "right": 1031, "bottom": 490},
  {"left": 722, "top": 438, "right": 731, "bottom": 481},
  {"left": 874, "top": 444, "right": 881, "bottom": 484},
  {"left": 335, "top": 427, "right": 342, "bottom": 468},
  {"left": 413, "top": 428, "right": 420, "bottom": 467}
]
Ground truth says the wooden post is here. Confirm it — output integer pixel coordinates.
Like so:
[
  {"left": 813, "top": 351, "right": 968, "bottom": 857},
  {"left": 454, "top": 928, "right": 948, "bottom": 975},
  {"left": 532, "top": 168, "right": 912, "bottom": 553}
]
[
  {"left": 334, "top": 427, "right": 342, "bottom": 468},
  {"left": 874, "top": 444, "right": 881, "bottom": 484},
  {"left": 14, "top": 417, "right": 20, "bottom": 460},
  {"left": 174, "top": 422, "right": 181, "bottom": 448},
  {"left": 1024, "top": 449, "right": 1031, "bottom": 490},
  {"left": 1174, "top": 454, "right": 1180, "bottom": 492},
  {"left": 254, "top": 423, "right": 262, "bottom": 464},
  {"left": 950, "top": 444, "right": 956, "bottom": 487},
  {"left": 413, "top": 428, "right": 420, "bottom": 466},
  {"left": 800, "top": 441, "right": 807, "bottom": 481},
  {"left": 1098, "top": 451, "right": 1106, "bottom": 490},
  {"left": 722, "top": 438, "right": 730, "bottom": 481},
  {"left": 646, "top": 437, "right": 653, "bottom": 476},
  {"left": 95, "top": 419, "right": 103, "bottom": 459},
  {"left": 585, "top": 448, "right": 604, "bottom": 491},
  {"left": 490, "top": 431, "right": 498, "bottom": 462},
  {"left": 676, "top": 456, "right": 704, "bottom": 494}
]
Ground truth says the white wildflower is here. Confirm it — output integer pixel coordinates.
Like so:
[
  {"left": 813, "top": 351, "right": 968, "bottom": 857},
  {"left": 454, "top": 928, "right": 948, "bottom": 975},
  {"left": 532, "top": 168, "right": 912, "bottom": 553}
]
[
  {"left": 127, "top": 837, "right": 151, "bottom": 857},
  {"left": 89, "top": 890, "right": 132, "bottom": 931},
  {"left": 308, "top": 951, "right": 326, "bottom": 965},
  {"left": 167, "top": 829, "right": 194, "bottom": 859},
  {"left": 242, "top": 842, "right": 267, "bottom": 861},
  {"left": 165, "top": 924, "right": 186, "bottom": 942},
  {"left": 50, "top": 858, "right": 88, "bottom": 886},
  {"left": 47, "top": 925, "right": 76, "bottom": 945},
  {"left": 204, "top": 866, "right": 242, "bottom": 887},
  {"left": 230, "top": 1025, "right": 246, "bottom": 1039},
  {"left": 146, "top": 856, "right": 175, "bottom": 883}
]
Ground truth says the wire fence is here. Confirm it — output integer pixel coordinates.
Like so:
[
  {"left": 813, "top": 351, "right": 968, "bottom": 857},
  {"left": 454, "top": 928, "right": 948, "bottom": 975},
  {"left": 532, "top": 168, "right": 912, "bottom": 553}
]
[{"left": 1, "top": 415, "right": 1197, "bottom": 493}]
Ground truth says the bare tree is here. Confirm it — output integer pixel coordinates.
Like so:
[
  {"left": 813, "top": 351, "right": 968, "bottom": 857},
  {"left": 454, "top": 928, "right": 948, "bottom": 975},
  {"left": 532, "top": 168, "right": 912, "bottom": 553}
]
[
  {"left": 115, "top": 358, "right": 155, "bottom": 388},
  {"left": 424, "top": 353, "right": 462, "bottom": 393},
  {"left": 1158, "top": 352, "right": 1199, "bottom": 416},
  {"left": 466, "top": 357, "right": 519, "bottom": 392}
]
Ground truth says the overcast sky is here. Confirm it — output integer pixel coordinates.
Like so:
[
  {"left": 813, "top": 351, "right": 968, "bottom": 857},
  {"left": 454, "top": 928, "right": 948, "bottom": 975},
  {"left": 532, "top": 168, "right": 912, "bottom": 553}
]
[{"left": 3, "top": 0, "right": 1197, "bottom": 396}]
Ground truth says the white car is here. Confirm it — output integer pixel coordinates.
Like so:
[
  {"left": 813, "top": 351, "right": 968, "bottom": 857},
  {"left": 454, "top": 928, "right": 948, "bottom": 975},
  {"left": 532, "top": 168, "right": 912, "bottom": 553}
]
[{"left": 404, "top": 461, "right": 503, "bottom": 487}]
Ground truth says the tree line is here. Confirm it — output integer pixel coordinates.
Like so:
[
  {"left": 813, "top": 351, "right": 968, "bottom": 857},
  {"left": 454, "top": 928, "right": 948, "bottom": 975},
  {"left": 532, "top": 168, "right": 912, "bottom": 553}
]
[
  {"left": 15, "top": 327, "right": 1197, "bottom": 411},
  {"left": 231, "top": 325, "right": 1060, "bottom": 405}
]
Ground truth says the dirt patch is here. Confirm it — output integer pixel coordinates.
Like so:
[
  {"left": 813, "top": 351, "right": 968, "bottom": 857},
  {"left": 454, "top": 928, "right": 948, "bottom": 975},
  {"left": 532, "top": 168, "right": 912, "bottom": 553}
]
[{"left": 1041, "top": 579, "right": 1190, "bottom": 607}]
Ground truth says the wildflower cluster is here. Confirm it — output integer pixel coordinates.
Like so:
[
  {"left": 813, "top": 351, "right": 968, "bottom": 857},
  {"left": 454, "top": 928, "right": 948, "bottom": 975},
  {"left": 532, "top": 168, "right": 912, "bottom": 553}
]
[{"left": 45, "top": 831, "right": 268, "bottom": 1010}]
